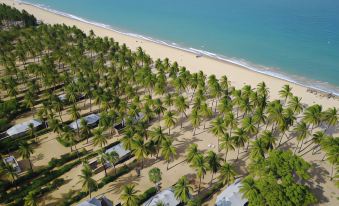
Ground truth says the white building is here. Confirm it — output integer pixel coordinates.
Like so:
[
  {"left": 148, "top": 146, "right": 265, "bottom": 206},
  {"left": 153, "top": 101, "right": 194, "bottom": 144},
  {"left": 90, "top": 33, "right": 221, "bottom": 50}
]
[
  {"left": 143, "top": 188, "right": 180, "bottom": 206},
  {"left": 3, "top": 156, "right": 21, "bottom": 173},
  {"left": 77, "top": 196, "right": 113, "bottom": 206},
  {"left": 6, "top": 119, "right": 43, "bottom": 138},
  {"left": 215, "top": 179, "right": 248, "bottom": 206},
  {"left": 105, "top": 142, "right": 131, "bottom": 167},
  {"left": 69, "top": 114, "right": 100, "bottom": 130}
]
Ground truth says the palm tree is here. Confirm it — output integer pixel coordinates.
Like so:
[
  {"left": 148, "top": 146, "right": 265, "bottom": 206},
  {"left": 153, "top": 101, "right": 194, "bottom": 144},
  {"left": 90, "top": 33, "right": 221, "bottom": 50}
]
[
  {"left": 250, "top": 138, "right": 267, "bottom": 160},
  {"left": 78, "top": 163, "right": 97, "bottom": 198},
  {"left": 186, "top": 143, "right": 199, "bottom": 164},
  {"left": 80, "top": 118, "right": 91, "bottom": 143},
  {"left": 174, "top": 176, "right": 192, "bottom": 203},
  {"left": 121, "top": 184, "right": 139, "bottom": 206},
  {"left": 148, "top": 167, "right": 162, "bottom": 191},
  {"left": 326, "top": 147, "right": 339, "bottom": 181},
  {"left": 240, "top": 176, "right": 261, "bottom": 203},
  {"left": 175, "top": 95, "right": 189, "bottom": 128},
  {"left": 106, "top": 150, "right": 119, "bottom": 175},
  {"left": 191, "top": 154, "right": 207, "bottom": 193},
  {"left": 205, "top": 151, "right": 221, "bottom": 184},
  {"left": 149, "top": 126, "right": 169, "bottom": 158},
  {"left": 18, "top": 141, "right": 34, "bottom": 171},
  {"left": 224, "top": 112, "right": 237, "bottom": 137},
  {"left": 233, "top": 128, "right": 248, "bottom": 160},
  {"left": 163, "top": 111, "right": 177, "bottom": 135},
  {"left": 1, "top": 161, "right": 18, "bottom": 189},
  {"left": 220, "top": 133, "right": 235, "bottom": 161},
  {"left": 97, "top": 151, "right": 109, "bottom": 176},
  {"left": 218, "top": 162, "right": 236, "bottom": 186},
  {"left": 323, "top": 107, "right": 338, "bottom": 132},
  {"left": 69, "top": 104, "right": 81, "bottom": 138},
  {"left": 279, "top": 84, "right": 293, "bottom": 104},
  {"left": 93, "top": 127, "right": 107, "bottom": 148},
  {"left": 303, "top": 104, "right": 323, "bottom": 132},
  {"left": 131, "top": 136, "right": 148, "bottom": 168},
  {"left": 242, "top": 116, "right": 258, "bottom": 149},
  {"left": 24, "top": 191, "right": 38, "bottom": 206},
  {"left": 27, "top": 123, "right": 37, "bottom": 142},
  {"left": 161, "top": 138, "right": 177, "bottom": 170},
  {"left": 312, "top": 131, "right": 327, "bottom": 155},
  {"left": 200, "top": 102, "right": 213, "bottom": 129},
  {"left": 210, "top": 116, "right": 226, "bottom": 151},
  {"left": 261, "top": 130, "right": 276, "bottom": 151},
  {"left": 294, "top": 121, "right": 310, "bottom": 153},
  {"left": 288, "top": 96, "right": 303, "bottom": 115},
  {"left": 153, "top": 98, "right": 166, "bottom": 122},
  {"left": 190, "top": 108, "right": 202, "bottom": 136}
]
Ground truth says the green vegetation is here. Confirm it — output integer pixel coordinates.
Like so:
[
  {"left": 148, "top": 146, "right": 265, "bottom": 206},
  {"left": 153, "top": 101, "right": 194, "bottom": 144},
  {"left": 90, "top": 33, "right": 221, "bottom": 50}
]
[{"left": 0, "top": 4, "right": 36, "bottom": 28}]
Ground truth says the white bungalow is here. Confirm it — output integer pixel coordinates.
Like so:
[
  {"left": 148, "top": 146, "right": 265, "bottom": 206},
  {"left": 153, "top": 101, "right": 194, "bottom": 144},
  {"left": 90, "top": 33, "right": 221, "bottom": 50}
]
[
  {"left": 114, "top": 112, "right": 145, "bottom": 130},
  {"left": 215, "top": 179, "right": 248, "bottom": 206},
  {"left": 6, "top": 119, "right": 43, "bottom": 138},
  {"left": 69, "top": 114, "right": 100, "bottom": 130},
  {"left": 143, "top": 188, "right": 180, "bottom": 206},
  {"left": 77, "top": 196, "right": 113, "bottom": 206},
  {"left": 105, "top": 142, "right": 131, "bottom": 167},
  {"left": 3, "top": 156, "right": 21, "bottom": 173}
]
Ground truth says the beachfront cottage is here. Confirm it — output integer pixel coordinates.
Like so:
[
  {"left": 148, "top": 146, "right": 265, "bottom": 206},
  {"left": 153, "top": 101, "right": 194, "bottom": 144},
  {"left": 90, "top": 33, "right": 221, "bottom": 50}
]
[
  {"left": 104, "top": 142, "right": 131, "bottom": 167},
  {"left": 143, "top": 188, "right": 180, "bottom": 206},
  {"left": 114, "top": 112, "right": 145, "bottom": 131},
  {"left": 6, "top": 119, "right": 43, "bottom": 138},
  {"left": 77, "top": 196, "right": 113, "bottom": 206},
  {"left": 3, "top": 156, "right": 21, "bottom": 173},
  {"left": 68, "top": 114, "right": 100, "bottom": 130},
  {"left": 215, "top": 179, "right": 248, "bottom": 206}
]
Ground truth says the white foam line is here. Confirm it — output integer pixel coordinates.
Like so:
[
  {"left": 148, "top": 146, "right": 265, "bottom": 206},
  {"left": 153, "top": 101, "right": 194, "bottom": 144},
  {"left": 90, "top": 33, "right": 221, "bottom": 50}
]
[{"left": 17, "top": 0, "right": 339, "bottom": 96}]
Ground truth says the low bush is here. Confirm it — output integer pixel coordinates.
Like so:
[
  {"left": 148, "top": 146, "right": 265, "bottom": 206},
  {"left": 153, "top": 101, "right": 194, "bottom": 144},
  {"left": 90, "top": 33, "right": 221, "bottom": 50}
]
[{"left": 138, "top": 187, "right": 157, "bottom": 204}]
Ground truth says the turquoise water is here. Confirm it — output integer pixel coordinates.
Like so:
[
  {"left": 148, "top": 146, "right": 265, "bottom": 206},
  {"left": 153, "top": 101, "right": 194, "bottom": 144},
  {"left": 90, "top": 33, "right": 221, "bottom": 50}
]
[{"left": 23, "top": 0, "right": 339, "bottom": 94}]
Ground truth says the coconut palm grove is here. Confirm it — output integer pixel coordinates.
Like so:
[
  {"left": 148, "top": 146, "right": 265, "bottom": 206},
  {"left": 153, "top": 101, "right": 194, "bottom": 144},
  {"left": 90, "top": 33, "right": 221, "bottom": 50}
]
[{"left": 0, "top": 4, "right": 338, "bottom": 206}]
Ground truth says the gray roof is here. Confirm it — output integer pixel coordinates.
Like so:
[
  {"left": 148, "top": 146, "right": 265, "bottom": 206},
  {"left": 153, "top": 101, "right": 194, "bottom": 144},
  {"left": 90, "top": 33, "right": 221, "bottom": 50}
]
[
  {"left": 105, "top": 142, "right": 131, "bottom": 159},
  {"left": 69, "top": 114, "right": 100, "bottom": 130},
  {"left": 3, "top": 156, "right": 21, "bottom": 173},
  {"left": 6, "top": 119, "right": 43, "bottom": 137},
  {"left": 58, "top": 93, "right": 67, "bottom": 102},
  {"left": 143, "top": 188, "right": 180, "bottom": 206},
  {"left": 215, "top": 179, "right": 248, "bottom": 206},
  {"left": 77, "top": 196, "right": 113, "bottom": 206}
]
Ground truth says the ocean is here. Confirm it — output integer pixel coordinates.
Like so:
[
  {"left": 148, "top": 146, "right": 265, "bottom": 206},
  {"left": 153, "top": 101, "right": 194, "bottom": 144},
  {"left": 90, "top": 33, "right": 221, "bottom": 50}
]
[{"left": 21, "top": 0, "right": 339, "bottom": 95}]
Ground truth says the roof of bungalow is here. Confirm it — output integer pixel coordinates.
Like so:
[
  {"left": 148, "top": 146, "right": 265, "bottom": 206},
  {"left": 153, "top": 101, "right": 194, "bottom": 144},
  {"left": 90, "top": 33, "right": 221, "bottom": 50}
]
[
  {"left": 215, "top": 179, "right": 248, "bottom": 206},
  {"left": 58, "top": 93, "right": 67, "bottom": 102},
  {"left": 105, "top": 142, "right": 130, "bottom": 158},
  {"left": 142, "top": 188, "right": 180, "bottom": 206},
  {"left": 77, "top": 196, "right": 113, "bottom": 206},
  {"left": 6, "top": 119, "right": 43, "bottom": 137},
  {"left": 69, "top": 114, "right": 100, "bottom": 130},
  {"left": 3, "top": 156, "right": 21, "bottom": 173}
]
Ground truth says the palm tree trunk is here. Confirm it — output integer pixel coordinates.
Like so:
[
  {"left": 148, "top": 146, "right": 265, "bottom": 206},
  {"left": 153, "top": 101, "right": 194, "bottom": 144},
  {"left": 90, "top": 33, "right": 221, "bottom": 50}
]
[
  {"left": 294, "top": 141, "right": 300, "bottom": 154},
  {"left": 103, "top": 163, "right": 107, "bottom": 176},
  {"left": 28, "top": 158, "right": 33, "bottom": 171},
  {"left": 210, "top": 172, "right": 214, "bottom": 185},
  {"left": 181, "top": 113, "right": 183, "bottom": 128},
  {"left": 236, "top": 148, "right": 240, "bottom": 160},
  {"left": 225, "top": 149, "right": 228, "bottom": 162},
  {"left": 198, "top": 176, "right": 202, "bottom": 193},
  {"left": 167, "top": 161, "right": 169, "bottom": 170},
  {"left": 298, "top": 139, "right": 304, "bottom": 152},
  {"left": 193, "top": 127, "right": 196, "bottom": 136},
  {"left": 330, "top": 164, "right": 334, "bottom": 181},
  {"left": 168, "top": 127, "right": 171, "bottom": 135}
]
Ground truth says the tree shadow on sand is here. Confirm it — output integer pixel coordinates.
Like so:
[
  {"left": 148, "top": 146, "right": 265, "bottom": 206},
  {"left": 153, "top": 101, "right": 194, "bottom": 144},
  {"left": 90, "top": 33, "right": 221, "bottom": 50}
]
[
  {"left": 304, "top": 162, "right": 329, "bottom": 204},
  {"left": 174, "top": 136, "right": 202, "bottom": 156}
]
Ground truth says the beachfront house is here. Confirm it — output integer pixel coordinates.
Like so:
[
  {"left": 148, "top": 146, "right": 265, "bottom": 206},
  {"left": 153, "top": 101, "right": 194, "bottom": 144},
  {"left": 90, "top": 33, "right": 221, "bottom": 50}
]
[
  {"left": 77, "top": 196, "right": 113, "bottom": 206},
  {"left": 104, "top": 142, "right": 131, "bottom": 167},
  {"left": 69, "top": 114, "right": 100, "bottom": 130},
  {"left": 215, "top": 179, "right": 248, "bottom": 206},
  {"left": 3, "top": 156, "right": 21, "bottom": 173},
  {"left": 6, "top": 119, "right": 43, "bottom": 138},
  {"left": 114, "top": 112, "right": 145, "bottom": 131},
  {"left": 143, "top": 188, "right": 180, "bottom": 206}
]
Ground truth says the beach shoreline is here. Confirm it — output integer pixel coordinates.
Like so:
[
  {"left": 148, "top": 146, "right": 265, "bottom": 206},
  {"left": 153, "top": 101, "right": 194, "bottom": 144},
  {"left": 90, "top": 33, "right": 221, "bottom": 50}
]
[{"left": 1, "top": 0, "right": 338, "bottom": 108}]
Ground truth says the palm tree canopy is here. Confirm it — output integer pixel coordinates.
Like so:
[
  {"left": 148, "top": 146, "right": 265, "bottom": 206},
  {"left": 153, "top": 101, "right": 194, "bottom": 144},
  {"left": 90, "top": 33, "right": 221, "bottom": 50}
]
[{"left": 173, "top": 176, "right": 192, "bottom": 203}]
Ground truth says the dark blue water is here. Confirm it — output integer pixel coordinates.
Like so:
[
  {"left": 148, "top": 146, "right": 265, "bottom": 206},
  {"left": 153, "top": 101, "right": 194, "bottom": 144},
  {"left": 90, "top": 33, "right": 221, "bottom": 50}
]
[{"left": 24, "top": 0, "right": 339, "bottom": 93}]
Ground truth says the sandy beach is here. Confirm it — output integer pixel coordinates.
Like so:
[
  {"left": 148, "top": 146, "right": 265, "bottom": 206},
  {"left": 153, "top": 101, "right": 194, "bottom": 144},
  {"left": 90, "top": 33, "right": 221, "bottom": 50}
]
[
  {"left": 1, "top": 0, "right": 338, "bottom": 206},
  {"left": 1, "top": 0, "right": 338, "bottom": 109}
]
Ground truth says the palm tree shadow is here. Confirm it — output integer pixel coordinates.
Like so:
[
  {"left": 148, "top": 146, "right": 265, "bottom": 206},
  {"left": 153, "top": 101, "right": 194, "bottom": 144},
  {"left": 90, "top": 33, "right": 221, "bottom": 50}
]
[
  {"left": 174, "top": 136, "right": 202, "bottom": 156},
  {"left": 231, "top": 159, "right": 247, "bottom": 176},
  {"left": 31, "top": 153, "right": 44, "bottom": 163},
  {"left": 304, "top": 162, "right": 329, "bottom": 204},
  {"left": 104, "top": 173, "right": 140, "bottom": 194}
]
